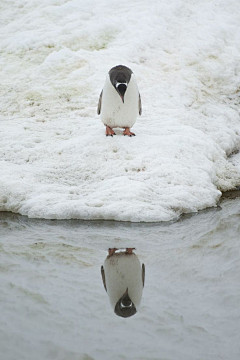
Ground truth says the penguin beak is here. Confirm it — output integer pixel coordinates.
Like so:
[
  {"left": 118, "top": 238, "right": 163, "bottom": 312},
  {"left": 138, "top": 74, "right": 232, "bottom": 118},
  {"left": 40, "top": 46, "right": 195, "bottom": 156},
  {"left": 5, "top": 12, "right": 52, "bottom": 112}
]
[
  {"left": 121, "top": 288, "right": 131, "bottom": 306},
  {"left": 116, "top": 83, "right": 127, "bottom": 103}
]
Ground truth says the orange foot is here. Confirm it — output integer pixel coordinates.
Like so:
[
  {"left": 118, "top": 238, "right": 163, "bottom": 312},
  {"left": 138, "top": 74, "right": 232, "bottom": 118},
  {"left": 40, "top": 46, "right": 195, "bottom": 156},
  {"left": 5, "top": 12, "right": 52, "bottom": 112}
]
[
  {"left": 106, "top": 126, "right": 116, "bottom": 136},
  {"left": 108, "top": 248, "right": 118, "bottom": 257},
  {"left": 125, "top": 248, "right": 136, "bottom": 254},
  {"left": 123, "top": 127, "right": 135, "bottom": 137}
]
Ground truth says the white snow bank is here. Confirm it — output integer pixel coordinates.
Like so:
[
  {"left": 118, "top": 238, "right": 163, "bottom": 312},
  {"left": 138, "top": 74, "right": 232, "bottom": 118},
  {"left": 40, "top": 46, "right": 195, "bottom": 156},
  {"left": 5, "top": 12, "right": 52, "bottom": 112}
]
[{"left": 0, "top": 0, "right": 240, "bottom": 221}]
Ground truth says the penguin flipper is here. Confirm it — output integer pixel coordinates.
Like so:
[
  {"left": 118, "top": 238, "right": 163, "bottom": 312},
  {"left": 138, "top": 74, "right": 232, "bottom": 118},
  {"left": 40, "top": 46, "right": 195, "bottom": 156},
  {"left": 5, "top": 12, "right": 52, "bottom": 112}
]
[
  {"left": 142, "top": 263, "right": 145, "bottom": 287},
  {"left": 97, "top": 90, "right": 103, "bottom": 115},
  {"left": 138, "top": 93, "right": 142, "bottom": 116},
  {"left": 101, "top": 265, "right": 107, "bottom": 292}
]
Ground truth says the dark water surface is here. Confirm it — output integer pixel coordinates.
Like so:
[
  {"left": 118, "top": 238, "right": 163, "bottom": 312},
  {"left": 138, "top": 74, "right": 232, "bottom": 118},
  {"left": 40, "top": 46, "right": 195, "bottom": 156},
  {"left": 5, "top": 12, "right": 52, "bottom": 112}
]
[{"left": 0, "top": 196, "right": 240, "bottom": 360}]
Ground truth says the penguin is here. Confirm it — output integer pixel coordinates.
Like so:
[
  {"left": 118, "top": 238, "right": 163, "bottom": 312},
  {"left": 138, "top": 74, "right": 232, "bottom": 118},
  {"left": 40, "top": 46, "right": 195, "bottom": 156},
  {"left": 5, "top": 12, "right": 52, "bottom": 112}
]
[
  {"left": 101, "top": 248, "right": 145, "bottom": 318},
  {"left": 97, "top": 65, "right": 142, "bottom": 137}
]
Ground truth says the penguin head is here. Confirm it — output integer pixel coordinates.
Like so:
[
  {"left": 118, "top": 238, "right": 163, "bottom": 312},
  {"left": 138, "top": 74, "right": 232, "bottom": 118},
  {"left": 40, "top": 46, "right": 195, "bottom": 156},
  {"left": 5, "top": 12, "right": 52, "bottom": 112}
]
[
  {"left": 114, "top": 288, "right": 137, "bottom": 318},
  {"left": 109, "top": 65, "right": 133, "bottom": 103}
]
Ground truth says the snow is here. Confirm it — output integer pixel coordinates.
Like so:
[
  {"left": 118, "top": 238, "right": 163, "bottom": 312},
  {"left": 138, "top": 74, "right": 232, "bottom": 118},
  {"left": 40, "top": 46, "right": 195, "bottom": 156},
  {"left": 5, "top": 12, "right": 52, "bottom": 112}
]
[{"left": 0, "top": 0, "right": 240, "bottom": 221}]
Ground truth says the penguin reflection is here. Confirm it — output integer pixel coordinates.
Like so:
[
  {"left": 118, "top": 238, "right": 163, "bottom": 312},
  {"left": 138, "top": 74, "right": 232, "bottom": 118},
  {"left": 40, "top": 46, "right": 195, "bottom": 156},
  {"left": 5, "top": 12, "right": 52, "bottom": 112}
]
[{"left": 101, "top": 248, "right": 145, "bottom": 318}]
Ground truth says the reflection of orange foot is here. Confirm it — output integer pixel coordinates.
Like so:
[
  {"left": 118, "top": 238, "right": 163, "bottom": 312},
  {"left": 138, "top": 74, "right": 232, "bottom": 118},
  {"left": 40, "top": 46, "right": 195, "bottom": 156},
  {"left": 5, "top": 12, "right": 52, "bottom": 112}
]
[
  {"left": 108, "top": 248, "right": 118, "bottom": 256},
  {"left": 123, "top": 127, "right": 135, "bottom": 137},
  {"left": 106, "top": 126, "right": 116, "bottom": 136},
  {"left": 125, "top": 248, "right": 136, "bottom": 254}
]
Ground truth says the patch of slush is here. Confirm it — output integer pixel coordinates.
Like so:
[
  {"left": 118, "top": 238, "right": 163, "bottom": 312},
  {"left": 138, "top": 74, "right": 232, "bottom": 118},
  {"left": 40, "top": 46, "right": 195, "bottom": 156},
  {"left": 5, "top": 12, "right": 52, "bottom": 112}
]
[{"left": 0, "top": 0, "right": 240, "bottom": 221}]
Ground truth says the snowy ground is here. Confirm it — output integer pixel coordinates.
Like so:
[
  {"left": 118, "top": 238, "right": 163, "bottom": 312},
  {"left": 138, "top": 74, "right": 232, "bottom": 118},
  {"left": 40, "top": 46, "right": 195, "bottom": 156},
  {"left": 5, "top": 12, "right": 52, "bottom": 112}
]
[
  {"left": 0, "top": 0, "right": 240, "bottom": 221},
  {"left": 0, "top": 196, "right": 240, "bottom": 360}
]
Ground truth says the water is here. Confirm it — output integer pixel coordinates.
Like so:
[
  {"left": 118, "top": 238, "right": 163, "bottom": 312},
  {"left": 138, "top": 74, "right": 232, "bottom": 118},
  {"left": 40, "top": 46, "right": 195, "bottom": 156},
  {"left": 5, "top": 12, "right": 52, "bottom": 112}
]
[{"left": 0, "top": 195, "right": 240, "bottom": 360}]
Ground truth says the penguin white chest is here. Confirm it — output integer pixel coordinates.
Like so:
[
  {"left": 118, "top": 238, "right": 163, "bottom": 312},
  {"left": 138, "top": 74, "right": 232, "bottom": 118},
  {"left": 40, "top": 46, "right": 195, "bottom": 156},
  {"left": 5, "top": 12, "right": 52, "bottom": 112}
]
[{"left": 101, "top": 74, "right": 139, "bottom": 129}]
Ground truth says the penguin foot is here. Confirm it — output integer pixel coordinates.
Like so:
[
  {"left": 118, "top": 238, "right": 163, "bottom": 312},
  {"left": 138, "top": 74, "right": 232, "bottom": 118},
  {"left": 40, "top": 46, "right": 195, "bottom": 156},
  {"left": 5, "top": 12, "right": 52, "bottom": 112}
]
[
  {"left": 125, "top": 248, "right": 136, "bottom": 254},
  {"left": 123, "top": 128, "right": 135, "bottom": 137},
  {"left": 108, "top": 248, "right": 118, "bottom": 257},
  {"left": 106, "top": 126, "right": 116, "bottom": 137}
]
